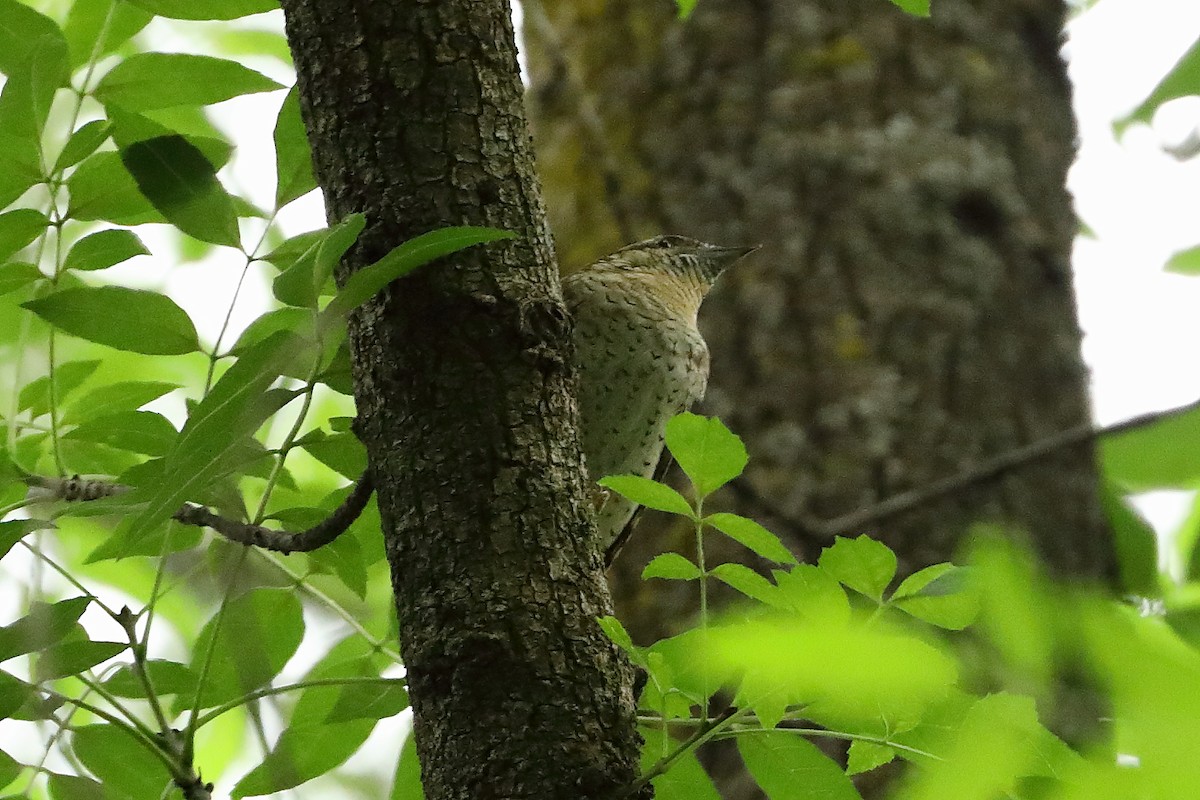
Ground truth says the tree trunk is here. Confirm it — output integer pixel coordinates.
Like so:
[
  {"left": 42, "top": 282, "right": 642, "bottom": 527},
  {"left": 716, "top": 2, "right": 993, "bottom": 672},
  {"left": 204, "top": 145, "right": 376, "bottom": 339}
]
[
  {"left": 277, "top": 2, "right": 643, "bottom": 798},
  {"left": 526, "top": 0, "right": 1117, "bottom": 626}
]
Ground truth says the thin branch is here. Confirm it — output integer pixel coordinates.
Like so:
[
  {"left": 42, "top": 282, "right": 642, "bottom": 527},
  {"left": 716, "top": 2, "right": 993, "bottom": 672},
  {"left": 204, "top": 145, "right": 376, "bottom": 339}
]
[
  {"left": 625, "top": 706, "right": 750, "bottom": 796},
  {"left": 23, "top": 470, "right": 375, "bottom": 554},
  {"left": 738, "top": 397, "right": 1200, "bottom": 541}
]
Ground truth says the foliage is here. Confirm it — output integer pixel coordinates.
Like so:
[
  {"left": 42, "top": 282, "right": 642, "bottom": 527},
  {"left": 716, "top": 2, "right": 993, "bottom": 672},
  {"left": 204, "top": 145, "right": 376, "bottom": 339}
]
[{"left": 0, "top": 0, "right": 1195, "bottom": 799}]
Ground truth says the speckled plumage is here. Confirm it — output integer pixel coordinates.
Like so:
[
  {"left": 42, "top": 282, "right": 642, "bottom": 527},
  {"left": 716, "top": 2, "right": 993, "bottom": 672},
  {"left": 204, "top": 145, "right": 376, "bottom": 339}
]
[{"left": 562, "top": 235, "right": 756, "bottom": 563}]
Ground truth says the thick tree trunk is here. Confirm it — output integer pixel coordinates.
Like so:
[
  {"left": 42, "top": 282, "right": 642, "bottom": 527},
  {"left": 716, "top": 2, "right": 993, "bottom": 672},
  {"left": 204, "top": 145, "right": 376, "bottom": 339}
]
[
  {"left": 526, "top": 0, "right": 1117, "bottom": 625},
  {"left": 278, "top": 2, "right": 642, "bottom": 798}
]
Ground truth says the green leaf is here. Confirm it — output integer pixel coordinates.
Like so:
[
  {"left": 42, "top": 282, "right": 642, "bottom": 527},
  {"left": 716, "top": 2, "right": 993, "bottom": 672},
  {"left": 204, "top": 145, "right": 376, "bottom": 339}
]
[
  {"left": 298, "top": 431, "right": 367, "bottom": 480},
  {"left": 1100, "top": 483, "right": 1159, "bottom": 596},
  {"left": 185, "top": 588, "right": 304, "bottom": 710},
  {"left": 67, "top": 151, "right": 165, "bottom": 224},
  {"left": 772, "top": 565, "right": 852, "bottom": 621},
  {"left": 391, "top": 735, "right": 425, "bottom": 800},
  {"left": 73, "top": 724, "right": 172, "bottom": 799},
  {"left": 1101, "top": 405, "right": 1200, "bottom": 490},
  {"left": 818, "top": 535, "right": 897, "bottom": 602},
  {"left": 47, "top": 772, "right": 113, "bottom": 800},
  {"left": 23, "top": 286, "right": 200, "bottom": 354},
  {"left": 0, "top": 261, "right": 43, "bottom": 296},
  {"left": 642, "top": 727, "right": 721, "bottom": 800},
  {"left": 18, "top": 359, "right": 102, "bottom": 416},
  {"left": 95, "top": 52, "right": 282, "bottom": 111},
  {"left": 258, "top": 228, "right": 325, "bottom": 270},
  {"left": 119, "top": 135, "right": 241, "bottom": 247},
  {"left": 889, "top": 0, "right": 930, "bottom": 16},
  {"left": 709, "top": 562, "right": 777, "bottom": 604},
  {"left": 0, "top": 669, "right": 39, "bottom": 720},
  {"left": 324, "top": 226, "right": 516, "bottom": 318},
  {"left": 598, "top": 475, "right": 694, "bottom": 517},
  {"left": 98, "top": 333, "right": 302, "bottom": 557},
  {"left": 53, "top": 120, "right": 111, "bottom": 172},
  {"left": 0, "top": 28, "right": 68, "bottom": 207},
  {"left": 61, "top": 229, "right": 150, "bottom": 272},
  {"left": 0, "top": 518, "right": 53, "bottom": 561},
  {"left": 324, "top": 679, "right": 408, "bottom": 723},
  {"left": 65, "top": 410, "right": 178, "bottom": 456},
  {"left": 0, "top": 0, "right": 64, "bottom": 76},
  {"left": 704, "top": 512, "right": 796, "bottom": 564},
  {"left": 1165, "top": 244, "right": 1200, "bottom": 276},
  {"left": 0, "top": 597, "right": 90, "bottom": 660},
  {"left": 642, "top": 553, "right": 702, "bottom": 581},
  {"left": 892, "top": 565, "right": 979, "bottom": 630},
  {"left": 1117, "top": 36, "right": 1200, "bottom": 135},
  {"left": 34, "top": 639, "right": 126, "bottom": 681},
  {"left": 125, "top": 0, "right": 278, "bottom": 20},
  {"left": 103, "top": 659, "right": 197, "bottom": 698},
  {"left": 597, "top": 615, "right": 636, "bottom": 654},
  {"left": 62, "top": 380, "right": 177, "bottom": 424},
  {"left": 0, "top": 209, "right": 50, "bottom": 261},
  {"left": 274, "top": 86, "right": 316, "bottom": 207},
  {"left": 0, "top": 746, "right": 20, "bottom": 787},
  {"left": 846, "top": 740, "right": 895, "bottom": 776},
  {"left": 663, "top": 413, "right": 747, "bottom": 498},
  {"left": 739, "top": 731, "right": 862, "bottom": 800},
  {"left": 273, "top": 214, "right": 364, "bottom": 307},
  {"left": 674, "top": 0, "right": 699, "bottom": 21},
  {"left": 63, "top": 0, "right": 152, "bottom": 71}
]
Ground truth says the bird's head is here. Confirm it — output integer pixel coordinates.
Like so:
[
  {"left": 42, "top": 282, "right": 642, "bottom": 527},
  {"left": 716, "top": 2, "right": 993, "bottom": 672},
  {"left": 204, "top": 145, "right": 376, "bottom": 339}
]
[{"left": 601, "top": 235, "right": 758, "bottom": 286}]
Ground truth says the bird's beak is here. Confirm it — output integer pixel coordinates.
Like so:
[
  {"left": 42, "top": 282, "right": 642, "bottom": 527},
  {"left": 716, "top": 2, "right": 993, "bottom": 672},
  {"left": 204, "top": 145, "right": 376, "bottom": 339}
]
[{"left": 708, "top": 244, "right": 760, "bottom": 268}]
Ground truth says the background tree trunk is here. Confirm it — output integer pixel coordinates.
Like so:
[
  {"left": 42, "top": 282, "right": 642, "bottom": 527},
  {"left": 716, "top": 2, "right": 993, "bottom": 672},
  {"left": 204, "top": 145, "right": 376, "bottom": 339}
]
[
  {"left": 278, "top": 2, "right": 643, "bottom": 798},
  {"left": 526, "top": 0, "right": 1116, "bottom": 623}
]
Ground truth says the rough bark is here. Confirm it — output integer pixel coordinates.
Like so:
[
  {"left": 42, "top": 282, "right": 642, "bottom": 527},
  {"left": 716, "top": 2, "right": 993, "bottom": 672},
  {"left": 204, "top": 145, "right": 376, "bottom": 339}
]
[
  {"left": 526, "top": 0, "right": 1117, "bottom": 633},
  {"left": 277, "top": 2, "right": 643, "bottom": 798}
]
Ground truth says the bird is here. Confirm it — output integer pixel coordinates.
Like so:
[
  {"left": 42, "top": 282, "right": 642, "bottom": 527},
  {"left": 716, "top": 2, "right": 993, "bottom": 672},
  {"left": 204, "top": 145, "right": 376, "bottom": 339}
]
[{"left": 562, "top": 235, "right": 757, "bottom": 566}]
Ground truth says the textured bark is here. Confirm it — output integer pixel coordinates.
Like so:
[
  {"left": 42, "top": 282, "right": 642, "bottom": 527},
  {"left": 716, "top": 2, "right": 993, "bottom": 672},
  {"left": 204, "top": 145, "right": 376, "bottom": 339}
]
[
  {"left": 526, "top": 0, "right": 1117, "bottom": 625},
  {"left": 278, "top": 2, "right": 643, "bottom": 798}
]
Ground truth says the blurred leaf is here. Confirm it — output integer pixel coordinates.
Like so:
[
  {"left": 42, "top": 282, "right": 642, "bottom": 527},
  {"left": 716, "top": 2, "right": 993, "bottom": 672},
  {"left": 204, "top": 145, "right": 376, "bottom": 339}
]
[
  {"left": 0, "top": 0, "right": 64, "bottom": 75},
  {"left": 0, "top": 209, "right": 50, "bottom": 261},
  {"left": 61, "top": 229, "right": 150, "bottom": 272},
  {"left": 67, "top": 152, "right": 165, "bottom": 224},
  {"left": 599, "top": 475, "right": 694, "bottom": 517},
  {"left": 119, "top": 135, "right": 240, "bottom": 247},
  {"left": 739, "top": 732, "right": 862, "bottom": 800},
  {"left": 0, "top": 669, "right": 40, "bottom": 720},
  {"left": 103, "top": 659, "right": 197, "bottom": 697},
  {"left": 23, "top": 286, "right": 200, "bottom": 354},
  {"left": 0, "top": 746, "right": 19, "bottom": 786},
  {"left": 324, "top": 226, "right": 515, "bottom": 318},
  {"left": 889, "top": 0, "right": 930, "bottom": 16},
  {"left": 34, "top": 640, "right": 126, "bottom": 681},
  {"left": 185, "top": 588, "right": 304, "bottom": 710},
  {"left": 126, "top": 0, "right": 278, "bottom": 19},
  {"left": 0, "top": 597, "right": 90, "bottom": 660},
  {"left": 846, "top": 740, "right": 895, "bottom": 776},
  {"left": 53, "top": 120, "right": 111, "bottom": 172},
  {"left": 274, "top": 214, "right": 364, "bottom": 307},
  {"left": 1165, "top": 244, "right": 1200, "bottom": 276},
  {"left": 19, "top": 359, "right": 102, "bottom": 416},
  {"left": 0, "top": 261, "right": 43, "bottom": 296},
  {"left": 663, "top": 413, "right": 747, "bottom": 498},
  {"left": 675, "top": 1, "right": 699, "bottom": 21},
  {"left": 1099, "top": 483, "right": 1159, "bottom": 596},
  {"left": 0, "top": 27, "right": 68, "bottom": 207},
  {"left": 95, "top": 53, "right": 282, "bottom": 111},
  {"left": 705, "top": 513, "right": 796, "bottom": 564},
  {"left": 0, "top": 519, "right": 53, "bottom": 561},
  {"left": 274, "top": 86, "right": 316, "bottom": 207},
  {"left": 62, "top": 380, "right": 177, "bottom": 424},
  {"left": 391, "top": 734, "right": 425, "bottom": 800},
  {"left": 73, "top": 724, "right": 172, "bottom": 799},
  {"left": 65, "top": 410, "right": 178, "bottom": 456},
  {"left": 818, "top": 536, "right": 897, "bottom": 602},
  {"left": 62, "top": 0, "right": 152, "bottom": 71},
  {"left": 1101, "top": 405, "right": 1200, "bottom": 490},
  {"left": 1117, "top": 36, "right": 1200, "bottom": 135},
  {"left": 642, "top": 726, "right": 721, "bottom": 800},
  {"left": 643, "top": 553, "right": 702, "bottom": 581}
]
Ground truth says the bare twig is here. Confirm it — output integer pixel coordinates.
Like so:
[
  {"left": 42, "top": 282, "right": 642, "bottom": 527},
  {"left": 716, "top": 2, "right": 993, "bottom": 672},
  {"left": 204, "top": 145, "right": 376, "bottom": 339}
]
[
  {"left": 736, "top": 396, "right": 1200, "bottom": 541},
  {"left": 24, "top": 471, "right": 375, "bottom": 554}
]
